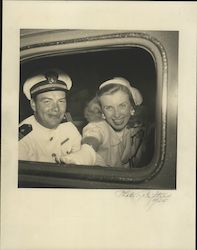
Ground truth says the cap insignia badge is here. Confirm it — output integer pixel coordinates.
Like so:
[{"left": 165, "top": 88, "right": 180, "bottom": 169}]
[{"left": 45, "top": 71, "right": 58, "bottom": 84}]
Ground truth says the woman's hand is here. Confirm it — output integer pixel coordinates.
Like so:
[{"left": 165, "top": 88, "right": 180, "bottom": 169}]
[{"left": 55, "top": 144, "right": 96, "bottom": 166}]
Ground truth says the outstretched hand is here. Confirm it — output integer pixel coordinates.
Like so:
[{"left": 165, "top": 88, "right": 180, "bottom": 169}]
[
  {"left": 55, "top": 144, "right": 96, "bottom": 166},
  {"left": 55, "top": 153, "right": 81, "bottom": 165}
]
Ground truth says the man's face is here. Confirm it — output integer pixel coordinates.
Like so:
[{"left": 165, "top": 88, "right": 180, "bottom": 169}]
[
  {"left": 31, "top": 90, "right": 67, "bottom": 129},
  {"left": 100, "top": 90, "right": 133, "bottom": 131}
]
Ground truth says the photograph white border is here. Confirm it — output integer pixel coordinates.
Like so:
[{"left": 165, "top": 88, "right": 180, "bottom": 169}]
[{"left": 1, "top": 1, "right": 196, "bottom": 250}]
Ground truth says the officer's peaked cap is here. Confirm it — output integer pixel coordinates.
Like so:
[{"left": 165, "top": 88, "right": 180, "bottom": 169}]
[{"left": 23, "top": 69, "right": 72, "bottom": 100}]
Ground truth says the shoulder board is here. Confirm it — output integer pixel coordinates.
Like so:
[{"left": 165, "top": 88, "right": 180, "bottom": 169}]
[{"left": 19, "top": 124, "right": 33, "bottom": 141}]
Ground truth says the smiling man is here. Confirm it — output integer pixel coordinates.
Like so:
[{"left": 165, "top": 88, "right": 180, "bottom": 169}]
[{"left": 19, "top": 69, "right": 95, "bottom": 164}]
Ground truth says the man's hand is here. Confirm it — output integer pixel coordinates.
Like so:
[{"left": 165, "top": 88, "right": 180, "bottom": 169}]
[{"left": 55, "top": 144, "right": 96, "bottom": 166}]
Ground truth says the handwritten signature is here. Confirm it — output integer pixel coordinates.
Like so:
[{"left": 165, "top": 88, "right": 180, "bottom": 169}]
[{"left": 115, "top": 190, "right": 171, "bottom": 210}]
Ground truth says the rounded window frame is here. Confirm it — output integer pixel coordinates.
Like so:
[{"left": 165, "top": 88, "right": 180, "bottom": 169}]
[{"left": 20, "top": 31, "right": 168, "bottom": 184}]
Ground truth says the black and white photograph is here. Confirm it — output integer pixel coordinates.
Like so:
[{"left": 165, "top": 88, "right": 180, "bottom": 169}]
[
  {"left": 18, "top": 29, "right": 178, "bottom": 189},
  {"left": 1, "top": 1, "right": 196, "bottom": 250}
]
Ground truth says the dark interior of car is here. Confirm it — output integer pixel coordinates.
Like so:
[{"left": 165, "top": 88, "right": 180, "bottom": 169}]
[{"left": 20, "top": 47, "right": 156, "bottom": 167}]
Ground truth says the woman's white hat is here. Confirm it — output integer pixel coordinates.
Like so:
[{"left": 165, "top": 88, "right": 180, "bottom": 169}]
[{"left": 99, "top": 77, "right": 143, "bottom": 106}]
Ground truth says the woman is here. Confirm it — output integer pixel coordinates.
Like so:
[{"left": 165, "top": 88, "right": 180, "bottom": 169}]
[{"left": 58, "top": 77, "right": 144, "bottom": 168}]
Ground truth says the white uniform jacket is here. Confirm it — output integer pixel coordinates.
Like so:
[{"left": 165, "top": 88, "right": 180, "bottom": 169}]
[{"left": 19, "top": 116, "right": 81, "bottom": 163}]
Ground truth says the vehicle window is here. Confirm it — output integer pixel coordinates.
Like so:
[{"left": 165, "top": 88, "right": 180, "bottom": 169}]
[{"left": 19, "top": 30, "right": 177, "bottom": 188}]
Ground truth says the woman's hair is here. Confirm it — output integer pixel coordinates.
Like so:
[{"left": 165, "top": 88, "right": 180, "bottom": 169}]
[
  {"left": 96, "top": 83, "right": 136, "bottom": 110},
  {"left": 84, "top": 96, "right": 103, "bottom": 122}
]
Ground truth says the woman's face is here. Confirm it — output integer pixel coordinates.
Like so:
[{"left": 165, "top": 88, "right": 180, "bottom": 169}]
[{"left": 100, "top": 90, "right": 133, "bottom": 131}]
